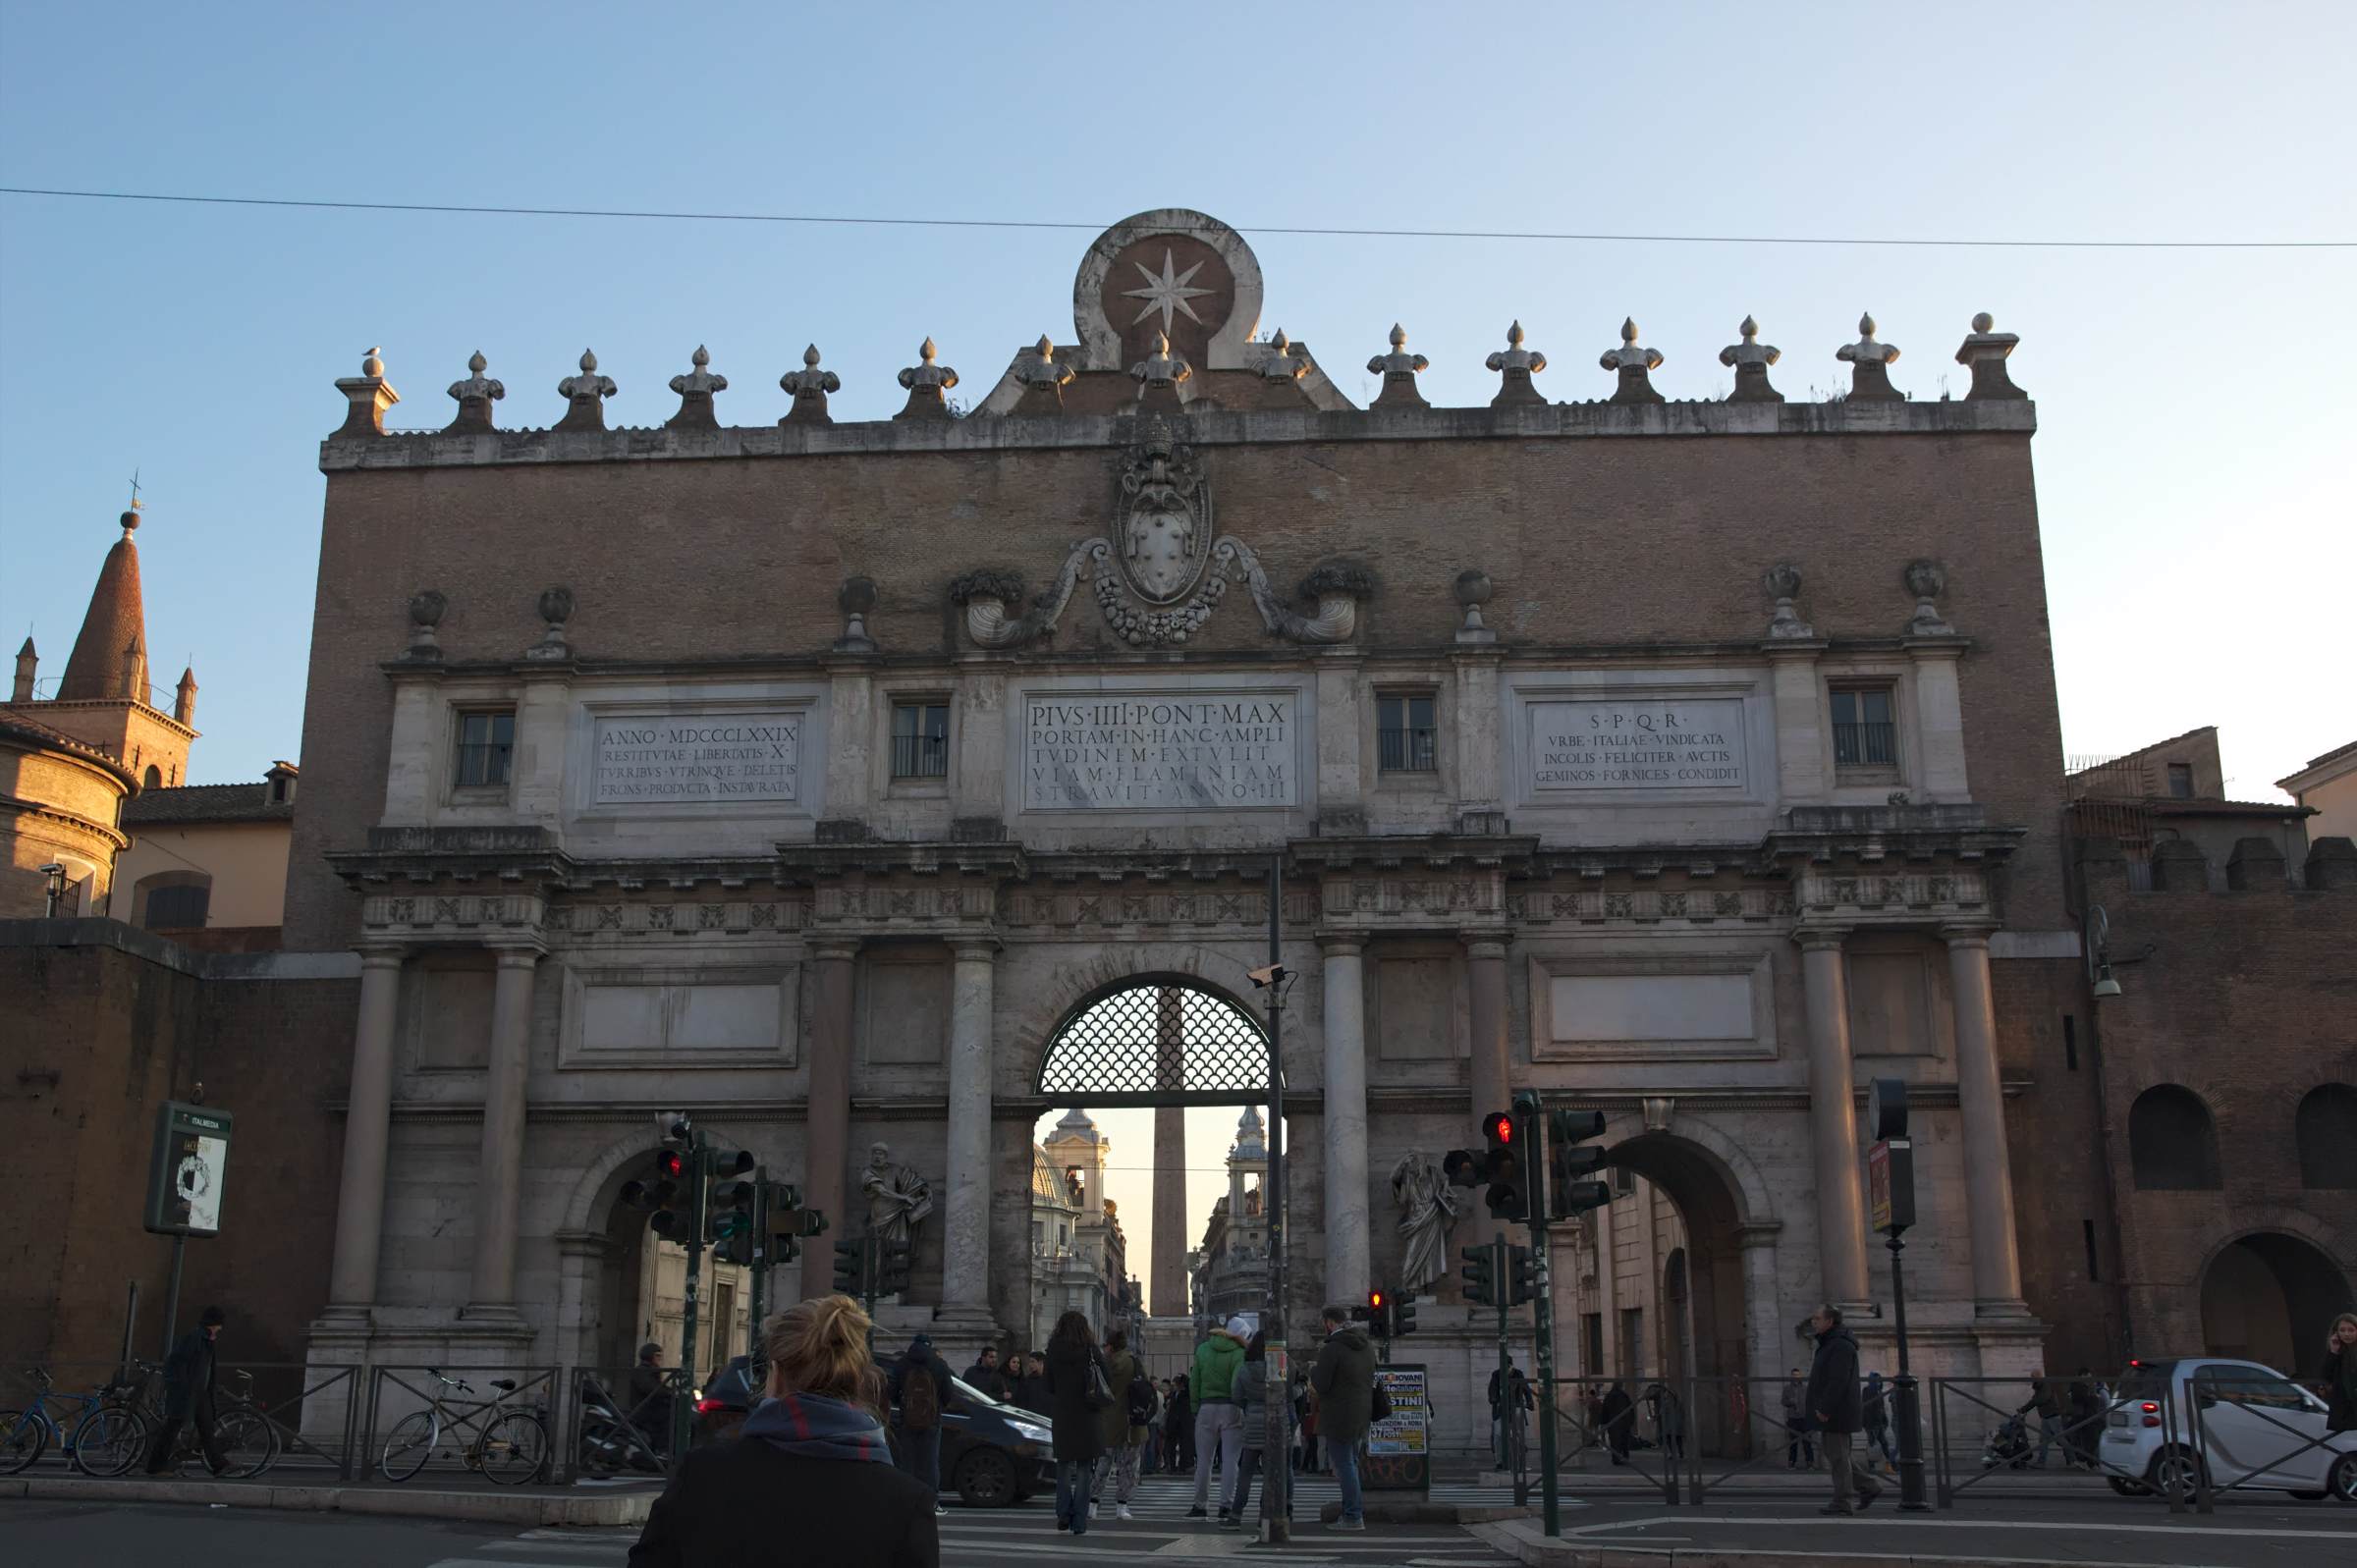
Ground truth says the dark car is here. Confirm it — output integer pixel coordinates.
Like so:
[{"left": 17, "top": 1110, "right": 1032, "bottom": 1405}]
[{"left": 693, "top": 1356, "right": 1053, "bottom": 1508}]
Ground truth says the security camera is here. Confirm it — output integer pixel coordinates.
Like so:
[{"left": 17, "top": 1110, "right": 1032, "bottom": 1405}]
[
  {"left": 1246, "top": 963, "right": 1288, "bottom": 989},
  {"left": 38, "top": 862, "right": 64, "bottom": 877}
]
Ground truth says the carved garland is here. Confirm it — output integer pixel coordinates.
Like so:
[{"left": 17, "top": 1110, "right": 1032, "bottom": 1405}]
[{"left": 954, "top": 540, "right": 1368, "bottom": 649}]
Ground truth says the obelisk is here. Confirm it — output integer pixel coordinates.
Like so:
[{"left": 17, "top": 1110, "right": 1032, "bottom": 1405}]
[{"left": 1151, "top": 986, "right": 1189, "bottom": 1316}]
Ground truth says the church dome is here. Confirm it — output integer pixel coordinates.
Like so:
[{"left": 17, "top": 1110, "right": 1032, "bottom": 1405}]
[{"left": 1030, "top": 1144, "right": 1080, "bottom": 1211}]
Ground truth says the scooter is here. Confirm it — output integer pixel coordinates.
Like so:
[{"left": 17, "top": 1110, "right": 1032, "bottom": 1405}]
[
  {"left": 1981, "top": 1413, "right": 2035, "bottom": 1471},
  {"left": 577, "top": 1378, "right": 665, "bottom": 1477}
]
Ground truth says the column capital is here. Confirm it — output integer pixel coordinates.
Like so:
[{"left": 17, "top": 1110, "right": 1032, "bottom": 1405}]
[
  {"left": 356, "top": 943, "right": 410, "bottom": 969},
  {"left": 1939, "top": 922, "right": 1998, "bottom": 947},
  {"left": 1459, "top": 927, "right": 1513, "bottom": 960},
  {"left": 809, "top": 935, "right": 862, "bottom": 962},
  {"left": 489, "top": 943, "right": 546, "bottom": 967},
  {"left": 1316, "top": 928, "right": 1369, "bottom": 954},
  {"left": 949, "top": 934, "right": 1002, "bottom": 960},
  {"left": 1790, "top": 924, "right": 1853, "bottom": 951}
]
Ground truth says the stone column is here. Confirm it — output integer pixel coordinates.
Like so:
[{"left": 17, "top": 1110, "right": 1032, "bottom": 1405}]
[
  {"left": 939, "top": 939, "right": 998, "bottom": 1325},
  {"left": 326, "top": 946, "right": 406, "bottom": 1316},
  {"left": 1151, "top": 987, "right": 1189, "bottom": 1317},
  {"left": 1320, "top": 933, "right": 1371, "bottom": 1303},
  {"left": 1464, "top": 933, "right": 1511, "bottom": 1121},
  {"left": 1795, "top": 928, "right": 1870, "bottom": 1306},
  {"left": 466, "top": 946, "right": 541, "bottom": 1317},
  {"left": 799, "top": 939, "right": 859, "bottom": 1302},
  {"left": 1944, "top": 926, "right": 2025, "bottom": 1309}
]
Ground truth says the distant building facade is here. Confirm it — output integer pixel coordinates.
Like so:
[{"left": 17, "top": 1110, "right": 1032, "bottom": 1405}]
[
  {"left": 115, "top": 762, "right": 300, "bottom": 951},
  {"left": 2277, "top": 739, "right": 2357, "bottom": 845}
]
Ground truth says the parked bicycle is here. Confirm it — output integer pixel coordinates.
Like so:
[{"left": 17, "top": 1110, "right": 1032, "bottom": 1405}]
[
  {"left": 63, "top": 1360, "right": 277, "bottom": 1480},
  {"left": 1, "top": 1367, "right": 127, "bottom": 1476},
  {"left": 379, "top": 1369, "right": 548, "bottom": 1485}
]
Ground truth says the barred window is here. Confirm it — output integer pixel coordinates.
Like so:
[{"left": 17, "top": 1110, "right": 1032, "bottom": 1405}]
[
  {"left": 455, "top": 710, "right": 515, "bottom": 788},
  {"left": 891, "top": 701, "right": 950, "bottom": 780},
  {"left": 1378, "top": 693, "right": 1438, "bottom": 774},
  {"left": 1831, "top": 687, "right": 1897, "bottom": 770}
]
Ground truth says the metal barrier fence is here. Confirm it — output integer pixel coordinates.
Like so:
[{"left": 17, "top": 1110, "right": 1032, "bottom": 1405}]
[
  {"left": 4, "top": 1360, "right": 363, "bottom": 1478},
  {"left": 1927, "top": 1377, "right": 2161, "bottom": 1508},
  {"left": 2186, "top": 1367, "right": 2357, "bottom": 1513},
  {"left": 561, "top": 1365, "right": 681, "bottom": 1486},
  {"left": 357, "top": 1365, "right": 560, "bottom": 1486},
  {"left": 1549, "top": 1376, "right": 1681, "bottom": 1503}
]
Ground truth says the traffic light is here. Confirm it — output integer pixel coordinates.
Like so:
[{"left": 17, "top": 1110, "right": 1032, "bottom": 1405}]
[
  {"left": 1507, "top": 1244, "right": 1540, "bottom": 1307},
  {"left": 1460, "top": 1242, "right": 1499, "bottom": 1307},
  {"left": 1392, "top": 1293, "right": 1417, "bottom": 1337},
  {"left": 1481, "top": 1108, "right": 1527, "bottom": 1219},
  {"left": 876, "top": 1238, "right": 913, "bottom": 1296},
  {"left": 1549, "top": 1108, "right": 1613, "bottom": 1217},
  {"left": 1367, "top": 1287, "right": 1393, "bottom": 1339},
  {"left": 833, "top": 1238, "right": 869, "bottom": 1296},
  {"left": 621, "top": 1147, "right": 691, "bottom": 1239}
]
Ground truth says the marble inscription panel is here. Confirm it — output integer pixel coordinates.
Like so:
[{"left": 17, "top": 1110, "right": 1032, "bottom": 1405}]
[
  {"left": 1022, "top": 690, "right": 1297, "bottom": 811},
  {"left": 1529, "top": 697, "right": 1748, "bottom": 793},
  {"left": 590, "top": 711, "right": 802, "bottom": 806}
]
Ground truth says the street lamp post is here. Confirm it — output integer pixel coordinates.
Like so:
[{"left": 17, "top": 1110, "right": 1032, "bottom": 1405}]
[{"left": 1254, "top": 856, "right": 1291, "bottom": 1545}]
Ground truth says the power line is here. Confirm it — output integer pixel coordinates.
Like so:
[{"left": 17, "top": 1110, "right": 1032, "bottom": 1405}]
[{"left": 1, "top": 185, "right": 2348, "bottom": 249}]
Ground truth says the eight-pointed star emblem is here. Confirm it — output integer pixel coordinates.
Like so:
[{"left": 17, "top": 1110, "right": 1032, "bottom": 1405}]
[{"left": 1122, "top": 247, "right": 1217, "bottom": 332}]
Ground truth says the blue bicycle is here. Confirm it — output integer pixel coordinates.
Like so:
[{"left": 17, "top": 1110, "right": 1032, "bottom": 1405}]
[{"left": 0, "top": 1367, "right": 143, "bottom": 1476}]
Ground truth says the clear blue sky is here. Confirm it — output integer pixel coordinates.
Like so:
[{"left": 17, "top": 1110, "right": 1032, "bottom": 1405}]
[{"left": 4, "top": 0, "right": 2351, "bottom": 809}]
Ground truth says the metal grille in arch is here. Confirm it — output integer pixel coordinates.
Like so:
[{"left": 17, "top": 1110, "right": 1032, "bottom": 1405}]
[{"left": 1035, "top": 976, "right": 1276, "bottom": 1107}]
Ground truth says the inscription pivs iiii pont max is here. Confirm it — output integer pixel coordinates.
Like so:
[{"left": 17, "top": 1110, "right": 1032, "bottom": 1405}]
[{"left": 1026, "top": 695, "right": 1294, "bottom": 810}]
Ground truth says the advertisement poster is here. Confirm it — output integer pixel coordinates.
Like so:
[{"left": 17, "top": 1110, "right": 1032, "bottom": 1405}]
[
  {"left": 145, "top": 1102, "right": 233, "bottom": 1237},
  {"left": 1363, "top": 1364, "right": 1430, "bottom": 1492}
]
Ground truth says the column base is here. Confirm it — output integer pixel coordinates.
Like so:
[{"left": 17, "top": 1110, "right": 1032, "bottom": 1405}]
[
  {"left": 459, "top": 1301, "right": 530, "bottom": 1326},
  {"left": 925, "top": 1304, "right": 1003, "bottom": 1368}
]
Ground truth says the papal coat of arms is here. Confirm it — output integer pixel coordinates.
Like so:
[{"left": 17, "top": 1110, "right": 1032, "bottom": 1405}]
[{"left": 948, "top": 417, "right": 1373, "bottom": 649}]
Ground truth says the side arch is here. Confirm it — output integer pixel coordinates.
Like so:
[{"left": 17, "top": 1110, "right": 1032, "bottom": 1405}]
[{"left": 559, "top": 1120, "right": 791, "bottom": 1234}]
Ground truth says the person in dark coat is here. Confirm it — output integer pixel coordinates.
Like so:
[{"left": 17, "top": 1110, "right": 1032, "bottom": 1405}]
[
  {"left": 1308, "top": 1304, "right": 1376, "bottom": 1531},
  {"left": 628, "top": 1293, "right": 935, "bottom": 1568},
  {"left": 2325, "top": 1313, "right": 2357, "bottom": 1433},
  {"left": 1599, "top": 1381, "right": 1635, "bottom": 1464},
  {"left": 1043, "top": 1310, "right": 1109, "bottom": 1536},
  {"left": 628, "top": 1341, "right": 675, "bottom": 1452},
  {"left": 1164, "top": 1375, "right": 1194, "bottom": 1472},
  {"left": 1013, "top": 1352, "right": 1053, "bottom": 1418},
  {"left": 961, "top": 1346, "right": 1012, "bottom": 1404},
  {"left": 1804, "top": 1303, "right": 1884, "bottom": 1516},
  {"left": 2063, "top": 1369, "right": 2102, "bottom": 1469},
  {"left": 143, "top": 1304, "right": 226, "bottom": 1474},
  {"left": 887, "top": 1333, "right": 954, "bottom": 1510}
]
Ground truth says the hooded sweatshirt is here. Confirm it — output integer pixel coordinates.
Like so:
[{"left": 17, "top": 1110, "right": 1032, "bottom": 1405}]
[
  {"left": 1192, "top": 1332, "right": 1244, "bottom": 1407},
  {"left": 740, "top": 1392, "right": 893, "bottom": 1463}
]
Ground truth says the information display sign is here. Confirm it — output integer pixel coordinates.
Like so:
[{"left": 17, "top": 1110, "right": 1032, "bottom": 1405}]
[
  {"left": 1362, "top": 1363, "right": 1430, "bottom": 1493},
  {"left": 144, "top": 1101, "right": 232, "bottom": 1237}
]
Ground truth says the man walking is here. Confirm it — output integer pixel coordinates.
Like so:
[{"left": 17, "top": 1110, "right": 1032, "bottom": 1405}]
[
  {"left": 1781, "top": 1366, "right": 1815, "bottom": 1468},
  {"left": 143, "top": 1304, "right": 226, "bottom": 1475},
  {"left": 1186, "top": 1318, "right": 1246, "bottom": 1520},
  {"left": 1091, "top": 1328, "right": 1146, "bottom": 1521},
  {"left": 1309, "top": 1304, "right": 1375, "bottom": 1532},
  {"left": 2015, "top": 1372, "right": 2064, "bottom": 1468},
  {"left": 887, "top": 1332, "right": 952, "bottom": 1515},
  {"left": 1805, "top": 1303, "right": 1884, "bottom": 1515},
  {"left": 962, "top": 1344, "right": 1011, "bottom": 1404}
]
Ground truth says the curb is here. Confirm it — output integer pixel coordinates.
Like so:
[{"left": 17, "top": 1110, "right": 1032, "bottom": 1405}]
[
  {"left": 1, "top": 1475, "right": 653, "bottom": 1527},
  {"left": 1469, "top": 1520, "right": 2209, "bottom": 1568},
  {"left": 1317, "top": 1498, "right": 1534, "bottom": 1525}
]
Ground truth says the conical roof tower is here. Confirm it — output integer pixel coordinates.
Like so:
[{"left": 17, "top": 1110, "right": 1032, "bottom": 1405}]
[{"left": 59, "top": 511, "right": 149, "bottom": 701}]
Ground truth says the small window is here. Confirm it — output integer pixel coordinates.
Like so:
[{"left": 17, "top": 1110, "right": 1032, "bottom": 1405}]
[
  {"left": 2165, "top": 763, "right": 2194, "bottom": 799},
  {"left": 2128, "top": 1084, "right": 2222, "bottom": 1189},
  {"left": 145, "top": 883, "right": 210, "bottom": 928},
  {"left": 1378, "top": 693, "right": 1438, "bottom": 774},
  {"left": 142, "top": 765, "right": 162, "bottom": 789},
  {"left": 1831, "top": 687, "right": 1897, "bottom": 769},
  {"left": 891, "top": 701, "right": 950, "bottom": 780},
  {"left": 2296, "top": 1084, "right": 2357, "bottom": 1188},
  {"left": 455, "top": 710, "right": 516, "bottom": 788},
  {"left": 1613, "top": 1164, "right": 1636, "bottom": 1198},
  {"left": 2082, "top": 1218, "right": 2100, "bottom": 1281},
  {"left": 2062, "top": 1015, "right": 2078, "bottom": 1071}
]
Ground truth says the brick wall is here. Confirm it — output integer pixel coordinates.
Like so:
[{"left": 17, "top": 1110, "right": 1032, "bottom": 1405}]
[{"left": 0, "top": 922, "right": 356, "bottom": 1367}]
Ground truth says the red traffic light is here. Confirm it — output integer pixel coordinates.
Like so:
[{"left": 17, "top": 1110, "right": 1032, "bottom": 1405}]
[
  {"left": 1368, "top": 1288, "right": 1387, "bottom": 1310},
  {"left": 1484, "top": 1111, "right": 1514, "bottom": 1146},
  {"left": 654, "top": 1149, "right": 685, "bottom": 1179}
]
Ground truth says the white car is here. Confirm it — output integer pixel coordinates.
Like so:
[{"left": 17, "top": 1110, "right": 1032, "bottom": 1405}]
[{"left": 2100, "top": 1356, "right": 2357, "bottom": 1502}]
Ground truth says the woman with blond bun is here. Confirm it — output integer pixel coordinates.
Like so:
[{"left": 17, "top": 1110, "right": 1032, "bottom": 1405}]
[{"left": 627, "top": 1294, "right": 937, "bottom": 1567}]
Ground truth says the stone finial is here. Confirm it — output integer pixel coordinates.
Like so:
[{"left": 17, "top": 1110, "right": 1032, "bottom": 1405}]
[
  {"left": 528, "top": 586, "right": 576, "bottom": 660},
  {"left": 1453, "top": 568, "right": 1498, "bottom": 644},
  {"left": 333, "top": 344, "right": 400, "bottom": 438},
  {"left": 780, "top": 344, "right": 840, "bottom": 425},
  {"left": 1762, "top": 564, "right": 1815, "bottom": 639},
  {"left": 11, "top": 637, "right": 33, "bottom": 704},
  {"left": 406, "top": 588, "right": 447, "bottom": 659},
  {"left": 1011, "top": 335, "right": 1076, "bottom": 415},
  {"left": 1954, "top": 311, "right": 2026, "bottom": 401},
  {"left": 1600, "top": 317, "right": 1666, "bottom": 405},
  {"left": 1718, "top": 315, "right": 1784, "bottom": 404},
  {"left": 444, "top": 350, "right": 506, "bottom": 434},
  {"left": 1836, "top": 312, "right": 1903, "bottom": 402},
  {"left": 1367, "top": 323, "right": 1430, "bottom": 409},
  {"left": 665, "top": 345, "right": 728, "bottom": 431},
  {"left": 556, "top": 349, "right": 618, "bottom": 431},
  {"left": 894, "top": 337, "right": 959, "bottom": 420},
  {"left": 1130, "top": 330, "right": 1192, "bottom": 411},
  {"left": 1254, "top": 329, "right": 1312, "bottom": 409},
  {"left": 1903, "top": 559, "right": 1954, "bottom": 636},
  {"left": 174, "top": 664, "right": 197, "bottom": 726},
  {"left": 834, "top": 575, "right": 879, "bottom": 653},
  {"left": 1486, "top": 320, "right": 1549, "bottom": 407}
]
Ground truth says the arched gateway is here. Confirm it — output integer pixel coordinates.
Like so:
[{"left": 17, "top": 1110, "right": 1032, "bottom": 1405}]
[{"left": 1036, "top": 975, "right": 1276, "bottom": 1107}]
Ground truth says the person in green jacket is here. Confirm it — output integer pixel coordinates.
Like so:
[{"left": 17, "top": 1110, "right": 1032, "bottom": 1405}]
[
  {"left": 1089, "top": 1328, "right": 1147, "bottom": 1522},
  {"left": 1187, "top": 1317, "right": 1248, "bottom": 1519}
]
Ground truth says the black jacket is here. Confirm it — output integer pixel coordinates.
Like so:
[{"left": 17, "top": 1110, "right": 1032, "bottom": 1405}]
[
  {"left": 160, "top": 1327, "right": 217, "bottom": 1421},
  {"left": 2326, "top": 1346, "right": 2357, "bottom": 1433},
  {"left": 627, "top": 1434, "right": 937, "bottom": 1568},
  {"left": 888, "top": 1349, "right": 952, "bottom": 1428},
  {"left": 1044, "top": 1339, "right": 1109, "bottom": 1463},
  {"left": 1805, "top": 1325, "right": 1864, "bottom": 1433},
  {"left": 961, "top": 1360, "right": 1010, "bottom": 1403},
  {"left": 1012, "top": 1371, "right": 1051, "bottom": 1416}
]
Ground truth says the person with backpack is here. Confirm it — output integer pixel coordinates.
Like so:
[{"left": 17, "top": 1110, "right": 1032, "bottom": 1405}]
[
  {"left": 886, "top": 1333, "right": 952, "bottom": 1514},
  {"left": 1090, "top": 1327, "right": 1151, "bottom": 1521}
]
